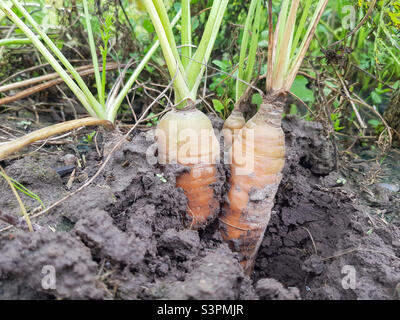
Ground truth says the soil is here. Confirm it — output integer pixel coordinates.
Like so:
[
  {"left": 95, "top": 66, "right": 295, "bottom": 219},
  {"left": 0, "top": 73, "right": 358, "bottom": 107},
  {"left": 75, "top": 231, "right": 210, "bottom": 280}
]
[{"left": 0, "top": 115, "right": 399, "bottom": 300}]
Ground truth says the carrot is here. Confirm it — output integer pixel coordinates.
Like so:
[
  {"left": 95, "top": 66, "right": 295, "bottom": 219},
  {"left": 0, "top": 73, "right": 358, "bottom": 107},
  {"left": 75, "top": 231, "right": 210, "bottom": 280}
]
[
  {"left": 142, "top": 0, "right": 228, "bottom": 228},
  {"left": 156, "top": 106, "right": 220, "bottom": 228},
  {"left": 219, "top": 0, "right": 329, "bottom": 275},
  {"left": 221, "top": 98, "right": 285, "bottom": 275}
]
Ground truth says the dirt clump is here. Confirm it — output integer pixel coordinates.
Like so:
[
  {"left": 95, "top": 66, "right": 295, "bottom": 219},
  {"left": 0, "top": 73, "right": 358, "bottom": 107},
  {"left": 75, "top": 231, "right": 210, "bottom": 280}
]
[
  {"left": 0, "top": 231, "right": 110, "bottom": 299},
  {"left": 256, "top": 278, "right": 300, "bottom": 300}
]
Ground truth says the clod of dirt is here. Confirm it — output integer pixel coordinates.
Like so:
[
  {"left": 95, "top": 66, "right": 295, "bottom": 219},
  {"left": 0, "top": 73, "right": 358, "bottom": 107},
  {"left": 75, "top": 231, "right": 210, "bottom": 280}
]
[
  {"left": 0, "top": 231, "right": 110, "bottom": 299},
  {"left": 369, "top": 183, "right": 398, "bottom": 204},
  {"left": 376, "top": 183, "right": 399, "bottom": 193},
  {"left": 56, "top": 130, "right": 254, "bottom": 299},
  {"left": 74, "top": 210, "right": 147, "bottom": 267},
  {"left": 62, "top": 185, "right": 115, "bottom": 223},
  {"left": 301, "top": 254, "right": 325, "bottom": 275},
  {"left": 111, "top": 270, "right": 149, "bottom": 300},
  {"left": 157, "top": 246, "right": 255, "bottom": 300},
  {"left": 61, "top": 154, "right": 77, "bottom": 166},
  {"left": 158, "top": 229, "right": 201, "bottom": 261},
  {"left": 255, "top": 278, "right": 300, "bottom": 300},
  {"left": 283, "top": 115, "right": 337, "bottom": 175}
]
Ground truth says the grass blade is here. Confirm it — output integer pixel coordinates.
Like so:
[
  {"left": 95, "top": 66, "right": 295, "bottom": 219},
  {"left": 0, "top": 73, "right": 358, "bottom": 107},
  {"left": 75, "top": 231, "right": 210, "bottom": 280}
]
[
  {"left": 0, "top": 166, "right": 33, "bottom": 232},
  {"left": 0, "top": 173, "right": 44, "bottom": 208},
  {"left": 0, "top": 38, "right": 31, "bottom": 46}
]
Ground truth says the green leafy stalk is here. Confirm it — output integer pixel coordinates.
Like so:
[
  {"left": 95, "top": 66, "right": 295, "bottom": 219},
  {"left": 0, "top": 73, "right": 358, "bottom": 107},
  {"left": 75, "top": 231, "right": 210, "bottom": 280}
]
[
  {"left": 244, "top": 0, "right": 262, "bottom": 84},
  {"left": 142, "top": 0, "right": 190, "bottom": 104},
  {"left": 181, "top": 0, "right": 191, "bottom": 69},
  {"left": 236, "top": 0, "right": 262, "bottom": 102},
  {"left": 0, "top": 0, "right": 101, "bottom": 117},
  {"left": 83, "top": 0, "right": 104, "bottom": 107},
  {"left": 290, "top": 0, "right": 312, "bottom": 57},
  {"left": 107, "top": 10, "right": 182, "bottom": 121},
  {"left": 262, "top": 0, "right": 329, "bottom": 92},
  {"left": 1, "top": 0, "right": 181, "bottom": 123},
  {"left": 0, "top": 7, "right": 5, "bottom": 22},
  {"left": 6, "top": 0, "right": 105, "bottom": 117},
  {"left": 187, "top": 0, "right": 229, "bottom": 97},
  {"left": 152, "top": 0, "right": 183, "bottom": 71},
  {"left": 100, "top": 14, "right": 114, "bottom": 109},
  {"left": 285, "top": 0, "right": 329, "bottom": 90},
  {"left": 266, "top": 0, "right": 274, "bottom": 92},
  {"left": 273, "top": 0, "right": 299, "bottom": 90},
  {"left": 273, "top": 0, "right": 290, "bottom": 77},
  {"left": 0, "top": 38, "right": 31, "bottom": 46},
  {"left": 0, "top": 0, "right": 10, "bottom": 21},
  {"left": 142, "top": 0, "right": 228, "bottom": 105}
]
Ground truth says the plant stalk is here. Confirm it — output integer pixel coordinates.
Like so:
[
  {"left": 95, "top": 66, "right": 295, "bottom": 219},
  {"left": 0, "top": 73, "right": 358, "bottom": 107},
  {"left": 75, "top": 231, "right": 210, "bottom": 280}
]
[
  {"left": 7, "top": 0, "right": 105, "bottom": 117},
  {"left": 106, "top": 10, "right": 182, "bottom": 121},
  {"left": 0, "top": 118, "right": 113, "bottom": 161}
]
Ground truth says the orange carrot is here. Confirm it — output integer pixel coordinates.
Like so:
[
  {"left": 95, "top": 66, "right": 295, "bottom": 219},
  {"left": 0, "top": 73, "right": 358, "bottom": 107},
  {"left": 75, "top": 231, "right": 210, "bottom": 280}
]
[
  {"left": 220, "top": 97, "right": 285, "bottom": 275},
  {"left": 156, "top": 106, "right": 220, "bottom": 228},
  {"left": 218, "top": 0, "right": 328, "bottom": 276}
]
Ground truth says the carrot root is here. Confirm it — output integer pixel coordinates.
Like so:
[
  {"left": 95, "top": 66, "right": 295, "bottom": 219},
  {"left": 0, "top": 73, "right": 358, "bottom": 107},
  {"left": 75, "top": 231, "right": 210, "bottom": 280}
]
[
  {"left": 156, "top": 107, "right": 221, "bottom": 229},
  {"left": 220, "top": 97, "right": 286, "bottom": 275}
]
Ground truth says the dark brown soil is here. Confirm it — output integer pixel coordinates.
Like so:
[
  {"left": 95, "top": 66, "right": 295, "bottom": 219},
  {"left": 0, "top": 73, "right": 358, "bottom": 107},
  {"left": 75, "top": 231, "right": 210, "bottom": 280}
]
[{"left": 0, "top": 115, "right": 399, "bottom": 300}]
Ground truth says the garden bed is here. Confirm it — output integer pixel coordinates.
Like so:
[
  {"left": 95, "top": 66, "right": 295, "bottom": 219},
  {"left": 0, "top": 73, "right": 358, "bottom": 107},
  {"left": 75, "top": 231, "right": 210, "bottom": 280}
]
[{"left": 0, "top": 115, "right": 399, "bottom": 300}]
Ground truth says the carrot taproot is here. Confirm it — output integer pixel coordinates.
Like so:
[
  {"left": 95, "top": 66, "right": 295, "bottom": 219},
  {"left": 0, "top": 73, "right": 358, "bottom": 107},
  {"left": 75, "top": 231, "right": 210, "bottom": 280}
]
[
  {"left": 141, "top": 0, "right": 228, "bottom": 228},
  {"left": 156, "top": 105, "right": 220, "bottom": 229},
  {"left": 219, "top": 0, "right": 328, "bottom": 276},
  {"left": 220, "top": 97, "right": 285, "bottom": 275}
]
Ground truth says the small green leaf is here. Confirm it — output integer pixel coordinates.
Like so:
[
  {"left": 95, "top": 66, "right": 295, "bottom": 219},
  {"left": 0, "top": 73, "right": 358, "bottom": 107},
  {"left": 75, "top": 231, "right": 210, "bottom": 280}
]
[
  {"left": 212, "top": 99, "right": 225, "bottom": 113},
  {"left": 290, "top": 75, "right": 315, "bottom": 103},
  {"left": 156, "top": 173, "right": 167, "bottom": 183},
  {"left": 213, "top": 59, "right": 228, "bottom": 71},
  {"left": 258, "top": 40, "right": 268, "bottom": 48},
  {"left": 290, "top": 104, "right": 298, "bottom": 115},
  {"left": 368, "top": 119, "right": 381, "bottom": 127},
  {"left": 371, "top": 91, "right": 382, "bottom": 104},
  {"left": 251, "top": 93, "right": 263, "bottom": 107},
  {"left": 336, "top": 178, "right": 347, "bottom": 185},
  {"left": 143, "top": 19, "right": 154, "bottom": 33}
]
